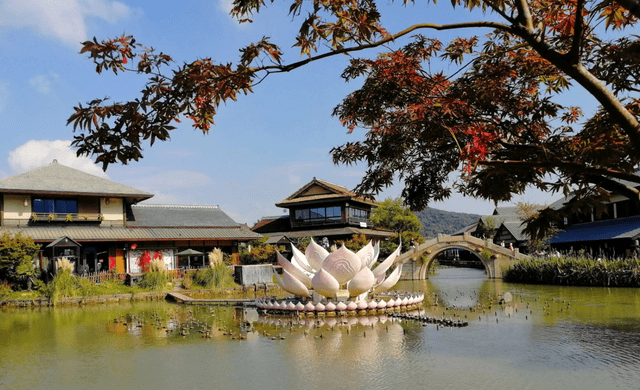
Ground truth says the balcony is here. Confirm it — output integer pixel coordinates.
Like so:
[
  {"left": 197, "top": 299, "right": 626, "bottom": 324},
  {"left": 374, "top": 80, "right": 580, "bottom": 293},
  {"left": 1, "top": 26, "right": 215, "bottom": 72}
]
[
  {"left": 31, "top": 213, "right": 104, "bottom": 223},
  {"left": 290, "top": 216, "right": 373, "bottom": 228}
]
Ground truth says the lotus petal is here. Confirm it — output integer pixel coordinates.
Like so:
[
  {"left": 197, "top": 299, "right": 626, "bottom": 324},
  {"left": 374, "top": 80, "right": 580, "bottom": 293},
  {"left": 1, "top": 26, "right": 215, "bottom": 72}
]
[
  {"left": 357, "top": 300, "right": 368, "bottom": 310},
  {"left": 378, "top": 300, "right": 387, "bottom": 309},
  {"left": 368, "top": 300, "right": 378, "bottom": 310},
  {"left": 315, "top": 302, "right": 326, "bottom": 311},
  {"left": 280, "top": 269, "right": 311, "bottom": 298},
  {"left": 306, "top": 238, "right": 329, "bottom": 271},
  {"left": 291, "top": 244, "right": 314, "bottom": 273},
  {"left": 387, "top": 298, "right": 395, "bottom": 307},
  {"left": 286, "top": 301, "right": 296, "bottom": 311},
  {"left": 369, "top": 241, "right": 381, "bottom": 268},
  {"left": 322, "top": 245, "right": 361, "bottom": 285},
  {"left": 401, "top": 297, "right": 409, "bottom": 306},
  {"left": 335, "top": 301, "right": 347, "bottom": 311},
  {"left": 311, "top": 268, "right": 340, "bottom": 298},
  {"left": 372, "top": 244, "right": 402, "bottom": 277},
  {"left": 347, "top": 266, "right": 375, "bottom": 297},
  {"left": 346, "top": 301, "right": 358, "bottom": 311},
  {"left": 325, "top": 301, "right": 336, "bottom": 311},
  {"left": 304, "top": 302, "right": 315, "bottom": 311},
  {"left": 373, "top": 272, "right": 386, "bottom": 288},
  {"left": 373, "top": 264, "right": 403, "bottom": 294},
  {"left": 356, "top": 241, "right": 375, "bottom": 270},
  {"left": 277, "top": 251, "right": 312, "bottom": 288},
  {"left": 295, "top": 302, "right": 305, "bottom": 311}
]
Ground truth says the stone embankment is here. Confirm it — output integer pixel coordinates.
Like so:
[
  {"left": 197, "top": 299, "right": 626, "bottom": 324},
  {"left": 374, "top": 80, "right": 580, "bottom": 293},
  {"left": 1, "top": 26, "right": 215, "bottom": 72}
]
[{"left": 0, "top": 283, "right": 280, "bottom": 309}]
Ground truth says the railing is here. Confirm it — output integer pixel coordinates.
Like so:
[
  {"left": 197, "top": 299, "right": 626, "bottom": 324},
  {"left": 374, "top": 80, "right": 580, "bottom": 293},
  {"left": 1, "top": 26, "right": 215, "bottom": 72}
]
[
  {"left": 31, "top": 212, "right": 103, "bottom": 222},
  {"left": 290, "top": 217, "right": 373, "bottom": 228}
]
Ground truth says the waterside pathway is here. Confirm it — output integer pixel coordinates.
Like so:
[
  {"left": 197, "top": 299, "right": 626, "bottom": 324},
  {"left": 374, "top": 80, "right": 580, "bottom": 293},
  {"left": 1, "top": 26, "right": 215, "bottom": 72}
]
[{"left": 1, "top": 268, "right": 640, "bottom": 390}]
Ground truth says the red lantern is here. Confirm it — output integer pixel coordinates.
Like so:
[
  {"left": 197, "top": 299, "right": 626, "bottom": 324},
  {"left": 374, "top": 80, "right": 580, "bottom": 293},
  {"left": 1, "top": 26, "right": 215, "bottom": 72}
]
[{"left": 130, "top": 243, "right": 137, "bottom": 250}]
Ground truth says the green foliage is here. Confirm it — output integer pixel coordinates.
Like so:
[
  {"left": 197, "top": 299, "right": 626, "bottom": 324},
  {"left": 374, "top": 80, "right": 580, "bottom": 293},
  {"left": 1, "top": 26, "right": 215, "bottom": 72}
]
[
  {"left": 503, "top": 256, "right": 640, "bottom": 287},
  {"left": 239, "top": 238, "right": 280, "bottom": 264},
  {"left": 43, "top": 270, "right": 78, "bottom": 305},
  {"left": 0, "top": 233, "right": 40, "bottom": 289},
  {"left": 138, "top": 259, "right": 169, "bottom": 291},
  {"left": 335, "top": 233, "right": 369, "bottom": 253},
  {"left": 193, "top": 263, "right": 236, "bottom": 290},
  {"left": 370, "top": 199, "right": 422, "bottom": 234}
]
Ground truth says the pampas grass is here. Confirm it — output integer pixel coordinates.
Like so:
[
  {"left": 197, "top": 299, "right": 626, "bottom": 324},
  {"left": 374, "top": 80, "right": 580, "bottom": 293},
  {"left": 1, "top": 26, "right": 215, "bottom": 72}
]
[
  {"left": 195, "top": 249, "right": 235, "bottom": 289},
  {"left": 138, "top": 258, "right": 169, "bottom": 291}
]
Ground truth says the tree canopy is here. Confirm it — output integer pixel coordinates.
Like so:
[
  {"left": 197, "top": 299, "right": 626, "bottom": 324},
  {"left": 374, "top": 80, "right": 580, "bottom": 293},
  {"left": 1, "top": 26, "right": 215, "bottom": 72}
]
[
  {"left": 370, "top": 198, "right": 422, "bottom": 235},
  {"left": 68, "top": 0, "right": 640, "bottom": 240}
]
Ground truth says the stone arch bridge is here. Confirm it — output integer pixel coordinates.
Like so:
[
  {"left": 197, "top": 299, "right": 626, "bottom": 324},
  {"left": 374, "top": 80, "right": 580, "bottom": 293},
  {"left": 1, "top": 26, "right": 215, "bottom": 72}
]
[{"left": 396, "top": 233, "right": 526, "bottom": 280}]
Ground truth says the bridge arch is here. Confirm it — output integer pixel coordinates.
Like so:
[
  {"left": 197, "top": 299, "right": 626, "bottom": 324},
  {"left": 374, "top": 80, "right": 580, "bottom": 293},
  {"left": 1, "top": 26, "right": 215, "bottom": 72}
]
[{"left": 396, "top": 233, "right": 525, "bottom": 280}]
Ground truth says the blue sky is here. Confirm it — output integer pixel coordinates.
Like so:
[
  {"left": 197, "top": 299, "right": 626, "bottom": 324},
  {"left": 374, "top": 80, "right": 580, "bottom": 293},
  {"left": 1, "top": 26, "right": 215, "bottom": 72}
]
[{"left": 0, "top": 0, "right": 596, "bottom": 225}]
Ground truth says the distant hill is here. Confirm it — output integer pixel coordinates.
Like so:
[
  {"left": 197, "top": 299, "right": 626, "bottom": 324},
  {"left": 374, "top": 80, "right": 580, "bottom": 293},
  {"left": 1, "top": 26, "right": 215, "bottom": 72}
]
[{"left": 415, "top": 208, "right": 481, "bottom": 238}]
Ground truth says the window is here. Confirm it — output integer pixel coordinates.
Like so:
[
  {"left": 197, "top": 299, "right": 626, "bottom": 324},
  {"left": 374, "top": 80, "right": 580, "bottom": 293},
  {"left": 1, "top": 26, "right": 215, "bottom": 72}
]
[
  {"left": 33, "top": 198, "right": 77, "bottom": 214},
  {"left": 294, "top": 206, "right": 342, "bottom": 221},
  {"left": 349, "top": 208, "right": 369, "bottom": 219}
]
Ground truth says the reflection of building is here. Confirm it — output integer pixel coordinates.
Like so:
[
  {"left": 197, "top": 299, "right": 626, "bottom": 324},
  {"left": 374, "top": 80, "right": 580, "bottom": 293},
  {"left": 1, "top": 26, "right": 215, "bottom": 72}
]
[
  {"left": 0, "top": 160, "right": 260, "bottom": 275},
  {"left": 252, "top": 178, "right": 392, "bottom": 249}
]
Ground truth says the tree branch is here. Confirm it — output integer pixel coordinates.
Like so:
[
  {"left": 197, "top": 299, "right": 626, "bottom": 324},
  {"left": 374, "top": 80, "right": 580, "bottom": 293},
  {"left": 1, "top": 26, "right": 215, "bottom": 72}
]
[
  {"left": 257, "top": 21, "right": 514, "bottom": 74},
  {"left": 569, "top": 0, "right": 586, "bottom": 64}
]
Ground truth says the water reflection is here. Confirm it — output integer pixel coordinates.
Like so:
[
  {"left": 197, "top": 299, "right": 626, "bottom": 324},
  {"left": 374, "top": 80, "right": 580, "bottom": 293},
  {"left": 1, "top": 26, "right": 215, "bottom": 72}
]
[{"left": 2, "top": 268, "right": 640, "bottom": 389}]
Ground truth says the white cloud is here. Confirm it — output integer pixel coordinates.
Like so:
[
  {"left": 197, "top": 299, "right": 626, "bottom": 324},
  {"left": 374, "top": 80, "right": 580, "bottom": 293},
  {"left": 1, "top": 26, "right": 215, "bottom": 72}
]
[
  {"left": 8, "top": 140, "right": 107, "bottom": 178},
  {"left": 0, "top": 0, "right": 131, "bottom": 47},
  {"left": 0, "top": 80, "right": 8, "bottom": 113},
  {"left": 217, "top": 0, "right": 234, "bottom": 15},
  {"left": 28, "top": 73, "right": 60, "bottom": 95}
]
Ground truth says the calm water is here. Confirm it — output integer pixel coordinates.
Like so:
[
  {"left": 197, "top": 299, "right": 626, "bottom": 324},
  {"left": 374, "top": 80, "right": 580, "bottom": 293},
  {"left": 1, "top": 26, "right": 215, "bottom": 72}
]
[{"left": 2, "top": 268, "right": 640, "bottom": 390}]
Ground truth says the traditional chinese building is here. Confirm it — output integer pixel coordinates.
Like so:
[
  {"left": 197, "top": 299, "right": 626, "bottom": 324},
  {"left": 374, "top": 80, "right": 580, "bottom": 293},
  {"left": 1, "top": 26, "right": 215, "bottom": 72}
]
[
  {"left": 0, "top": 160, "right": 260, "bottom": 275},
  {"left": 252, "top": 178, "right": 393, "bottom": 249}
]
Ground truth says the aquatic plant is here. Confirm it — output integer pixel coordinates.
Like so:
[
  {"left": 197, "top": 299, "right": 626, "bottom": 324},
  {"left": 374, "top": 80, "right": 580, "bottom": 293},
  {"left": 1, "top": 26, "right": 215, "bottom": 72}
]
[{"left": 503, "top": 256, "right": 640, "bottom": 287}]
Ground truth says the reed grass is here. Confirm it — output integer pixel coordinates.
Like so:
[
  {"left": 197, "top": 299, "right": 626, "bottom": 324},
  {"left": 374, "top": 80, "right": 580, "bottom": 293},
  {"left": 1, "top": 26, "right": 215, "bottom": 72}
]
[{"left": 503, "top": 256, "right": 640, "bottom": 286}]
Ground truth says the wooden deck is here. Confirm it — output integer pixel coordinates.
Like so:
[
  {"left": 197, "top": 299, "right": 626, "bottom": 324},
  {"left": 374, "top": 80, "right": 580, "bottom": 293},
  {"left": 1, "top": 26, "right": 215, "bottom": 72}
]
[{"left": 166, "top": 291, "right": 256, "bottom": 306}]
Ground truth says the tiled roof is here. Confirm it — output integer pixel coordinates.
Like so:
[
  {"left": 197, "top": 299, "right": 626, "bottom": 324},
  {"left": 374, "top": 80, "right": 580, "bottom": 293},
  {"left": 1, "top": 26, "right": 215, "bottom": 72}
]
[
  {"left": 0, "top": 226, "right": 261, "bottom": 242},
  {"left": 129, "top": 204, "right": 239, "bottom": 228},
  {"left": 0, "top": 160, "right": 152, "bottom": 200},
  {"left": 550, "top": 215, "right": 640, "bottom": 244},
  {"left": 252, "top": 215, "right": 291, "bottom": 233},
  {"left": 275, "top": 178, "right": 377, "bottom": 208}
]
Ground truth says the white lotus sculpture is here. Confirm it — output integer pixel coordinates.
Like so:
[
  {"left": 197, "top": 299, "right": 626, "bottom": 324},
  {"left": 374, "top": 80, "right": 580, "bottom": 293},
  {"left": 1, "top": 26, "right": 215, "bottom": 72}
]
[{"left": 273, "top": 238, "right": 403, "bottom": 299}]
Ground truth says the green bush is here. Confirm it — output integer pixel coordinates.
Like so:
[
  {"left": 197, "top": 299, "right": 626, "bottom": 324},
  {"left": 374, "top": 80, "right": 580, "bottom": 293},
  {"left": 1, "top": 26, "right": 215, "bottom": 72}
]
[
  {"left": 43, "top": 270, "right": 79, "bottom": 304},
  {"left": 503, "top": 256, "right": 640, "bottom": 286},
  {"left": 0, "top": 232, "right": 40, "bottom": 290}
]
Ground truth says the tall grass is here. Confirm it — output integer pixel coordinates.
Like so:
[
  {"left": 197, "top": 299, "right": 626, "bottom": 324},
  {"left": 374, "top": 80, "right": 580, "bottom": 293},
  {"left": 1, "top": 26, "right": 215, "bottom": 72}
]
[
  {"left": 43, "top": 270, "right": 78, "bottom": 304},
  {"left": 194, "top": 248, "right": 236, "bottom": 289},
  {"left": 138, "top": 258, "right": 170, "bottom": 291},
  {"left": 503, "top": 256, "right": 640, "bottom": 286}
]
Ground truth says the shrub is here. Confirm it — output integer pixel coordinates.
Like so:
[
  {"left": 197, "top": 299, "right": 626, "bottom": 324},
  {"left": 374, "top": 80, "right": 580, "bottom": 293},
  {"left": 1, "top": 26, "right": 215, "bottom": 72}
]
[
  {"left": 194, "top": 262, "right": 235, "bottom": 290},
  {"left": 138, "top": 258, "right": 169, "bottom": 291},
  {"left": 43, "top": 270, "right": 79, "bottom": 304},
  {"left": 0, "top": 232, "right": 40, "bottom": 290}
]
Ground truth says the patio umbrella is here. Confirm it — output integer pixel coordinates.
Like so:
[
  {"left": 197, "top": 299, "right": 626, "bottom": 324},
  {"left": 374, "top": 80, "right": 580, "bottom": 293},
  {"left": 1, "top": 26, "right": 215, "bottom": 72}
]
[{"left": 176, "top": 248, "right": 204, "bottom": 268}]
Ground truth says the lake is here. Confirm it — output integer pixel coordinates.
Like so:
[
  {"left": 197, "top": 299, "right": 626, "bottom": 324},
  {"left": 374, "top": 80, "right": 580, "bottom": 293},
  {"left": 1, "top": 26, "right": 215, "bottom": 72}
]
[{"left": 2, "top": 267, "right": 640, "bottom": 389}]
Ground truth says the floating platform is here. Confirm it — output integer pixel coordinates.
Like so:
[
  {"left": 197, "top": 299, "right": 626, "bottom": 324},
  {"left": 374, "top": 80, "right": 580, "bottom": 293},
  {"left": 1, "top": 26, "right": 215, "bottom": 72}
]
[{"left": 166, "top": 292, "right": 256, "bottom": 306}]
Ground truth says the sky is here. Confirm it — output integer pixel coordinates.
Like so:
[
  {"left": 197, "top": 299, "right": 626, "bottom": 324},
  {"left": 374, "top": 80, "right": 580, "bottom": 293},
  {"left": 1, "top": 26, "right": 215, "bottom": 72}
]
[{"left": 0, "top": 0, "right": 599, "bottom": 225}]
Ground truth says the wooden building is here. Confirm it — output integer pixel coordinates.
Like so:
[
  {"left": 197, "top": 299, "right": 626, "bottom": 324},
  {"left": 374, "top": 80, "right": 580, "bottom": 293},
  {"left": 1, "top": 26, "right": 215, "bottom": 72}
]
[
  {"left": 0, "top": 160, "right": 261, "bottom": 275},
  {"left": 252, "top": 178, "right": 393, "bottom": 249}
]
